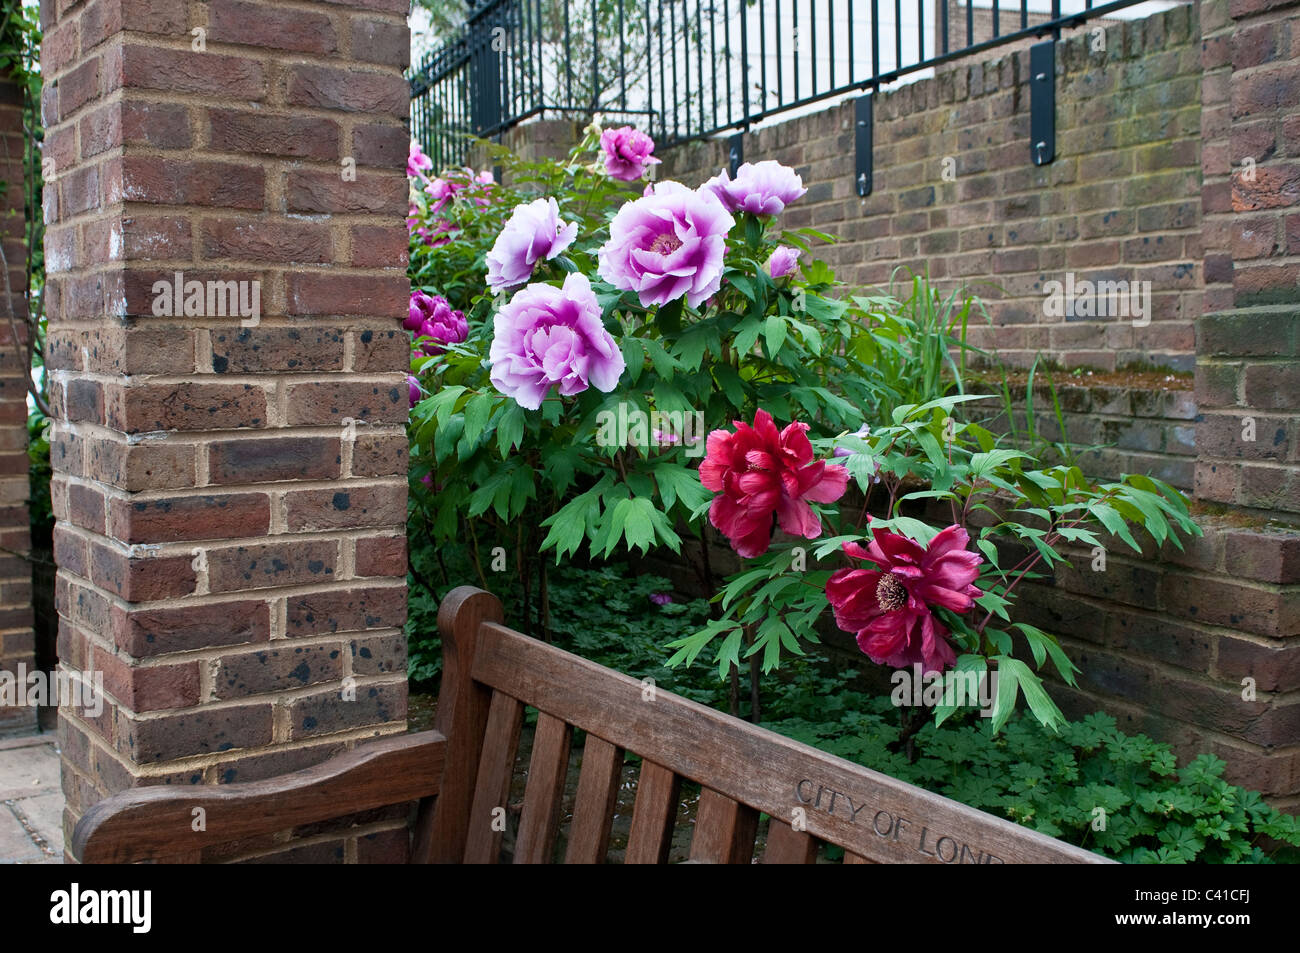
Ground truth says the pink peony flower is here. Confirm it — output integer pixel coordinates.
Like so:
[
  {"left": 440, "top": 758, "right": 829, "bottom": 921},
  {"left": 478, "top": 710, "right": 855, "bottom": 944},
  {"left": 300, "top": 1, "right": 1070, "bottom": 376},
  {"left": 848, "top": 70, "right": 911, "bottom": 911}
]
[
  {"left": 486, "top": 198, "right": 578, "bottom": 292},
  {"left": 407, "top": 375, "right": 422, "bottom": 408},
  {"left": 765, "top": 246, "right": 802, "bottom": 279},
  {"left": 408, "top": 141, "right": 433, "bottom": 179},
  {"left": 649, "top": 592, "right": 674, "bottom": 605},
  {"left": 825, "top": 524, "right": 984, "bottom": 674},
  {"left": 410, "top": 216, "right": 458, "bottom": 248},
  {"left": 466, "top": 168, "right": 495, "bottom": 208},
  {"left": 703, "top": 160, "right": 807, "bottom": 216},
  {"left": 488, "top": 273, "right": 626, "bottom": 410},
  {"left": 597, "top": 181, "right": 735, "bottom": 308},
  {"left": 699, "top": 409, "right": 849, "bottom": 558},
  {"left": 406, "top": 292, "right": 468, "bottom": 354},
  {"left": 600, "top": 127, "right": 661, "bottom": 181},
  {"left": 424, "top": 177, "right": 455, "bottom": 214}
]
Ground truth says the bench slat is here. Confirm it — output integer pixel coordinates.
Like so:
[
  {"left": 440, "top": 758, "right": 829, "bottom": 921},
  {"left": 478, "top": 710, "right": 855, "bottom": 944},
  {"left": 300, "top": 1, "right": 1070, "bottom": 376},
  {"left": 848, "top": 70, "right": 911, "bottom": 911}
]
[
  {"left": 470, "top": 621, "right": 1110, "bottom": 865},
  {"left": 463, "top": 690, "right": 523, "bottom": 864},
  {"left": 565, "top": 735, "right": 624, "bottom": 864},
  {"left": 514, "top": 713, "right": 572, "bottom": 864},
  {"left": 625, "top": 759, "right": 680, "bottom": 864},
  {"left": 763, "top": 819, "right": 819, "bottom": 864},
  {"left": 73, "top": 731, "right": 445, "bottom": 864},
  {"left": 690, "top": 788, "right": 759, "bottom": 864}
]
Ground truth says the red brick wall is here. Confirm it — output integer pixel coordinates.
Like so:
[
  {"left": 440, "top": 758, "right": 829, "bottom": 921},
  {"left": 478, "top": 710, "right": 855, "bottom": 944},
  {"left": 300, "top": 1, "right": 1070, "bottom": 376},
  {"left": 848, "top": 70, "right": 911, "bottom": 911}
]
[
  {"left": 1195, "top": 0, "right": 1300, "bottom": 515},
  {"left": 40, "top": 0, "right": 413, "bottom": 861},
  {"left": 661, "top": 4, "right": 1203, "bottom": 374},
  {"left": 0, "top": 67, "right": 36, "bottom": 737}
]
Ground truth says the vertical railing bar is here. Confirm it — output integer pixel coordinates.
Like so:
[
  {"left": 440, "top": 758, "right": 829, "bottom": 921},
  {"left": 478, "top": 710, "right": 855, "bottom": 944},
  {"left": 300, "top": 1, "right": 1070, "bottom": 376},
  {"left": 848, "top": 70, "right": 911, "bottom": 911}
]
[
  {"left": 521, "top": 0, "right": 530, "bottom": 112},
  {"left": 847, "top": 0, "right": 853, "bottom": 82},
  {"left": 893, "top": 0, "right": 900, "bottom": 75},
  {"left": 793, "top": 0, "right": 800, "bottom": 101},
  {"left": 869, "top": 0, "right": 877, "bottom": 86},
  {"left": 917, "top": 0, "right": 923, "bottom": 63},
  {"left": 670, "top": 0, "right": 680, "bottom": 138},
  {"left": 514, "top": 3, "right": 523, "bottom": 121},
  {"left": 659, "top": 0, "right": 668, "bottom": 138},
  {"left": 992, "top": 0, "right": 999, "bottom": 39},
  {"left": 723, "top": 0, "right": 733, "bottom": 127},
  {"left": 966, "top": 0, "right": 973, "bottom": 49},
  {"left": 696, "top": 0, "right": 705, "bottom": 135},
  {"left": 647, "top": 0, "right": 656, "bottom": 135},
  {"left": 710, "top": 0, "right": 719, "bottom": 129},
  {"left": 592, "top": 0, "right": 600, "bottom": 113},
  {"left": 828, "top": 0, "right": 836, "bottom": 91},
  {"left": 683, "top": 0, "right": 693, "bottom": 136},
  {"left": 941, "top": 0, "right": 948, "bottom": 56},
  {"left": 776, "top": 0, "right": 784, "bottom": 106},
  {"left": 739, "top": 0, "right": 749, "bottom": 128},
  {"left": 620, "top": 0, "right": 628, "bottom": 111},
  {"left": 565, "top": 0, "right": 574, "bottom": 106},
  {"left": 760, "top": 0, "right": 767, "bottom": 118},
  {"left": 536, "top": 0, "right": 544, "bottom": 113},
  {"left": 810, "top": 0, "right": 818, "bottom": 94}
]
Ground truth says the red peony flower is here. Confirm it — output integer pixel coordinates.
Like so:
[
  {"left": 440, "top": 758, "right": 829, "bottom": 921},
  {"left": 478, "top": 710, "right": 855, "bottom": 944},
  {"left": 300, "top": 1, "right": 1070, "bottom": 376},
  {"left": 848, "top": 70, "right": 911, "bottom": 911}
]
[
  {"left": 825, "top": 523, "right": 983, "bottom": 674},
  {"left": 699, "top": 409, "right": 849, "bottom": 558}
]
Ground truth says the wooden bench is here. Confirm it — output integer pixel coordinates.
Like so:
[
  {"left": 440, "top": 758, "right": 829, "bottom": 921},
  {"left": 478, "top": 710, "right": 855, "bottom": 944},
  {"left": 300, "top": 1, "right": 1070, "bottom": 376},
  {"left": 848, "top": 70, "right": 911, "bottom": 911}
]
[{"left": 73, "top": 586, "right": 1109, "bottom": 864}]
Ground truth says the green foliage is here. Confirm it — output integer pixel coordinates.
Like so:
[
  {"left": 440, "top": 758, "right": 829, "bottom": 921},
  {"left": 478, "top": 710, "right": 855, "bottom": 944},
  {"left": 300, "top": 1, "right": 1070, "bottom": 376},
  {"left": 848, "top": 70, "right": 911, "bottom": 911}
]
[
  {"left": 768, "top": 701, "right": 1300, "bottom": 863},
  {"left": 991, "top": 354, "right": 1099, "bottom": 470},
  {"left": 674, "top": 393, "right": 1202, "bottom": 731},
  {"left": 27, "top": 408, "right": 51, "bottom": 541},
  {"left": 850, "top": 269, "right": 983, "bottom": 423}
]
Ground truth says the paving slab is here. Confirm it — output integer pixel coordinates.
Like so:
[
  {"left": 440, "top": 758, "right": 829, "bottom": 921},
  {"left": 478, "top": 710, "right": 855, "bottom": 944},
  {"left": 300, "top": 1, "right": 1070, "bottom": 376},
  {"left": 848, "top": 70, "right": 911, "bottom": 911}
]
[
  {"left": 0, "top": 733, "right": 64, "bottom": 864},
  {"left": 0, "top": 803, "right": 46, "bottom": 864},
  {"left": 12, "top": 793, "right": 63, "bottom": 859},
  {"left": 0, "top": 741, "right": 62, "bottom": 800}
]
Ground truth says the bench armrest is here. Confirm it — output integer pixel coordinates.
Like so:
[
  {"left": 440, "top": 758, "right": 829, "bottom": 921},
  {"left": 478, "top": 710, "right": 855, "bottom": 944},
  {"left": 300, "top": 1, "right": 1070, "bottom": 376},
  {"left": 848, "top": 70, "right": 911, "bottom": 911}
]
[{"left": 72, "top": 730, "right": 446, "bottom": 864}]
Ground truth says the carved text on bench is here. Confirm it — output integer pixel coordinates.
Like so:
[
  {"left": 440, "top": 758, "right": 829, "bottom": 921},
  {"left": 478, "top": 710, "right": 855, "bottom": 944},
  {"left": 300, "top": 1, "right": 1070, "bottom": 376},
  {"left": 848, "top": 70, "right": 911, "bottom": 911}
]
[{"left": 795, "top": 779, "right": 1006, "bottom": 864}]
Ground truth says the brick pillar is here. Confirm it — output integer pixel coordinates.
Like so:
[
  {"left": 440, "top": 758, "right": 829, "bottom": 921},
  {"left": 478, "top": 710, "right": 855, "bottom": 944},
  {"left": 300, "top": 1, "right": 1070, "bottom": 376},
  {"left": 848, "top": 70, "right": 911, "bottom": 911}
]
[
  {"left": 1195, "top": 0, "right": 1300, "bottom": 512},
  {"left": 0, "top": 67, "right": 36, "bottom": 737},
  {"left": 41, "top": 0, "right": 412, "bottom": 860},
  {"left": 1189, "top": 0, "right": 1300, "bottom": 808}
]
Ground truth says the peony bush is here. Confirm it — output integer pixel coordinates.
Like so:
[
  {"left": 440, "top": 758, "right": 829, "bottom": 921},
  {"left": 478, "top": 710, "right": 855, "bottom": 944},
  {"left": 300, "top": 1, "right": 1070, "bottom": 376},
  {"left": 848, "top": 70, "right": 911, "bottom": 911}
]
[{"left": 404, "top": 127, "right": 1200, "bottom": 734}]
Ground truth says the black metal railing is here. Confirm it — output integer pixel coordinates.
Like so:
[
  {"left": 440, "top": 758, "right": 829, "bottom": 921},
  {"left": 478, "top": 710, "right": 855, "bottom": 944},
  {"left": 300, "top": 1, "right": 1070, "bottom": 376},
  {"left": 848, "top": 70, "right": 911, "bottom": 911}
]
[{"left": 410, "top": 0, "right": 1169, "bottom": 170}]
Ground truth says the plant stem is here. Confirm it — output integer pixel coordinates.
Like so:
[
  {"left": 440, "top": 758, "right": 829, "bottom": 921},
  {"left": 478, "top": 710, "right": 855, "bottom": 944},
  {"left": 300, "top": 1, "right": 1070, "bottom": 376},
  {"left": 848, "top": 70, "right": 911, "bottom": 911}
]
[
  {"left": 744, "top": 623, "right": 761, "bottom": 724},
  {"left": 466, "top": 518, "right": 489, "bottom": 591}
]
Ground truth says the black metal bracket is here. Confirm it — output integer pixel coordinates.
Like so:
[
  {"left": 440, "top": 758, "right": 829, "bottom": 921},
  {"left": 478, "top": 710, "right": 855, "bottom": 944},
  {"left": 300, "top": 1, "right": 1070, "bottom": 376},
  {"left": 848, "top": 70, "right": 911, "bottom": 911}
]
[
  {"left": 727, "top": 133, "right": 743, "bottom": 177},
  {"left": 854, "top": 94, "right": 872, "bottom": 197},
  {"left": 1029, "top": 40, "right": 1055, "bottom": 167}
]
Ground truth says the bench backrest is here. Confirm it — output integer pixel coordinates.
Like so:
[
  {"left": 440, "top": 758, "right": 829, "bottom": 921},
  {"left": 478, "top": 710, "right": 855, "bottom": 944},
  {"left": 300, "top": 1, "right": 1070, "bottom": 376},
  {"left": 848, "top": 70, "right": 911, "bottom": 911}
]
[{"left": 416, "top": 586, "right": 1109, "bottom": 864}]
